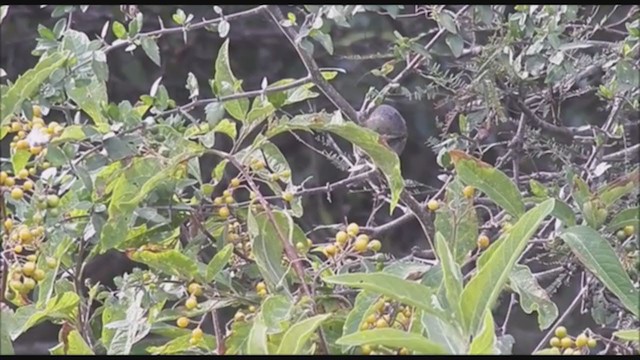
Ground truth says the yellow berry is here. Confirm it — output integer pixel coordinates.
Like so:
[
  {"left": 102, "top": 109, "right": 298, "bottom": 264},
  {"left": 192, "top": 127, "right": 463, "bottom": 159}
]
[
  {"left": 360, "top": 323, "right": 369, "bottom": 331},
  {"left": 17, "top": 169, "right": 29, "bottom": 179},
  {"left": 32, "top": 105, "right": 42, "bottom": 118},
  {"left": 256, "top": 282, "right": 267, "bottom": 292},
  {"left": 0, "top": 171, "right": 7, "bottom": 184},
  {"left": 28, "top": 167, "right": 37, "bottom": 176},
  {"left": 213, "top": 197, "right": 223, "bottom": 205},
  {"left": 10, "top": 279, "right": 23, "bottom": 292},
  {"left": 192, "top": 327, "right": 204, "bottom": 340},
  {"left": 335, "top": 231, "right": 349, "bottom": 246},
  {"left": 354, "top": 234, "right": 369, "bottom": 252},
  {"left": 427, "top": 199, "right": 439, "bottom": 211},
  {"left": 41, "top": 162, "right": 50, "bottom": 169},
  {"left": 234, "top": 311, "right": 246, "bottom": 322},
  {"left": 623, "top": 225, "right": 635, "bottom": 237},
  {"left": 575, "top": 333, "right": 588, "bottom": 348},
  {"left": 587, "top": 338, "right": 597, "bottom": 349},
  {"left": 23, "top": 180, "right": 34, "bottom": 192},
  {"left": 560, "top": 337, "right": 573, "bottom": 348},
  {"left": 375, "top": 318, "right": 388, "bottom": 328},
  {"left": 10, "top": 122, "right": 22, "bottom": 132},
  {"left": 46, "top": 194, "right": 60, "bottom": 208},
  {"left": 177, "top": 316, "right": 189, "bottom": 328},
  {"left": 463, "top": 185, "right": 475, "bottom": 199},
  {"left": 230, "top": 178, "right": 241, "bottom": 188},
  {"left": 399, "top": 347, "right": 409, "bottom": 355},
  {"left": 251, "top": 160, "right": 265, "bottom": 171},
  {"left": 550, "top": 337, "right": 561, "bottom": 348},
  {"left": 563, "top": 348, "right": 574, "bottom": 355},
  {"left": 477, "top": 235, "right": 490, "bottom": 249},
  {"left": 281, "top": 170, "right": 291, "bottom": 179},
  {"left": 361, "top": 345, "right": 372, "bottom": 355},
  {"left": 30, "top": 146, "right": 42, "bottom": 155},
  {"left": 324, "top": 244, "right": 337, "bottom": 257},
  {"left": 5, "top": 177, "right": 15, "bottom": 186},
  {"left": 185, "top": 296, "right": 198, "bottom": 310},
  {"left": 16, "top": 139, "right": 29, "bottom": 150},
  {"left": 23, "top": 262, "right": 36, "bottom": 277},
  {"left": 11, "top": 187, "right": 24, "bottom": 200},
  {"left": 257, "top": 289, "right": 267, "bottom": 297},
  {"left": 555, "top": 326, "right": 568, "bottom": 339},
  {"left": 347, "top": 223, "right": 360, "bottom": 237},
  {"left": 33, "top": 269, "right": 46, "bottom": 282},
  {"left": 14, "top": 245, "right": 23, "bottom": 253},
  {"left": 218, "top": 206, "right": 230, "bottom": 219},
  {"left": 248, "top": 305, "right": 256, "bottom": 312},
  {"left": 27, "top": 254, "right": 37, "bottom": 262},
  {"left": 46, "top": 257, "right": 57, "bottom": 269},
  {"left": 282, "top": 191, "right": 294, "bottom": 202},
  {"left": 188, "top": 283, "right": 203, "bottom": 297},
  {"left": 3, "top": 218, "right": 13, "bottom": 231},
  {"left": 368, "top": 239, "right": 382, "bottom": 252},
  {"left": 19, "top": 228, "right": 33, "bottom": 243},
  {"left": 189, "top": 337, "right": 198, "bottom": 346},
  {"left": 23, "top": 277, "right": 36, "bottom": 291}
]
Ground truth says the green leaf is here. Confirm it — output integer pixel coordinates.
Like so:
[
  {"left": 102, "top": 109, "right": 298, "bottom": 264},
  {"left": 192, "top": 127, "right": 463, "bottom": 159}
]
[
  {"left": 1, "top": 51, "right": 70, "bottom": 128},
  {"left": 311, "top": 31, "right": 334, "bottom": 55},
  {"left": 0, "top": 307, "right": 15, "bottom": 355},
  {"left": 54, "top": 330, "right": 94, "bottom": 355},
  {"left": 559, "top": 226, "right": 640, "bottom": 317},
  {"left": 12, "top": 292, "right": 80, "bottom": 339},
  {"left": 449, "top": 150, "right": 525, "bottom": 218},
  {"left": 146, "top": 333, "right": 215, "bottom": 354},
  {"left": 247, "top": 210, "right": 290, "bottom": 294},
  {"left": 570, "top": 174, "right": 591, "bottom": 211},
  {"left": 141, "top": 37, "right": 161, "bottom": 66},
  {"left": 613, "top": 329, "right": 640, "bottom": 342},
  {"left": 276, "top": 314, "right": 331, "bottom": 354},
  {"left": 52, "top": 125, "right": 87, "bottom": 144},
  {"left": 445, "top": 34, "right": 463, "bottom": 57},
  {"left": 434, "top": 179, "right": 479, "bottom": 263},
  {"left": 434, "top": 232, "right": 463, "bottom": 321},
  {"left": 597, "top": 169, "right": 639, "bottom": 208},
  {"left": 267, "top": 113, "right": 404, "bottom": 211},
  {"left": 66, "top": 78, "right": 108, "bottom": 127},
  {"left": 606, "top": 207, "right": 639, "bottom": 232},
  {"left": 205, "top": 244, "right": 233, "bottom": 282},
  {"left": 112, "top": 21, "right": 127, "bottom": 39},
  {"left": 509, "top": 265, "right": 558, "bottom": 330},
  {"left": 213, "top": 39, "right": 249, "bottom": 121},
  {"left": 205, "top": 102, "right": 225, "bottom": 126},
  {"left": 469, "top": 311, "right": 497, "bottom": 354},
  {"left": 261, "top": 295, "right": 293, "bottom": 334},
  {"left": 336, "top": 329, "right": 448, "bottom": 355},
  {"left": 324, "top": 273, "right": 447, "bottom": 319},
  {"left": 439, "top": 11, "right": 458, "bottom": 34},
  {"left": 341, "top": 261, "right": 430, "bottom": 348},
  {"left": 247, "top": 314, "right": 269, "bottom": 355},
  {"left": 460, "top": 198, "right": 554, "bottom": 335},
  {"left": 0, "top": 6, "right": 8, "bottom": 25},
  {"left": 421, "top": 312, "right": 466, "bottom": 354},
  {"left": 246, "top": 96, "right": 276, "bottom": 123},
  {"left": 11, "top": 149, "right": 30, "bottom": 173},
  {"left": 129, "top": 249, "right": 202, "bottom": 282}
]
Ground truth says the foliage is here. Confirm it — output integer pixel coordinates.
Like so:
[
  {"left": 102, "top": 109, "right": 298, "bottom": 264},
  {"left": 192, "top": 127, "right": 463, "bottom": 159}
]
[{"left": 0, "top": 4, "right": 638, "bottom": 356}]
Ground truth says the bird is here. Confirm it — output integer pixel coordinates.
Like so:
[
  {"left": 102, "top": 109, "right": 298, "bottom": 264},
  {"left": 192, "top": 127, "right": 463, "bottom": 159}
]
[{"left": 360, "top": 104, "right": 408, "bottom": 155}]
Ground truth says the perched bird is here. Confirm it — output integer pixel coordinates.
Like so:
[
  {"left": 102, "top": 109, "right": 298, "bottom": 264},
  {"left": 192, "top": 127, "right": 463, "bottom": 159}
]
[{"left": 361, "top": 104, "right": 408, "bottom": 155}]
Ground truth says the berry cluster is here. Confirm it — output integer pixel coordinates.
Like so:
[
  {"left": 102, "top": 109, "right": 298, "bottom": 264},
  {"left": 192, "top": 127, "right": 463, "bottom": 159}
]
[
  {"left": 323, "top": 223, "right": 382, "bottom": 258},
  {"left": 359, "top": 297, "right": 413, "bottom": 355},
  {"left": 546, "top": 326, "right": 598, "bottom": 355}
]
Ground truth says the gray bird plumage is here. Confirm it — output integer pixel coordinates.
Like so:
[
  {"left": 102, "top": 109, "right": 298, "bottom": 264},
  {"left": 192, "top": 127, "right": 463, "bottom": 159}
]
[{"left": 361, "top": 104, "right": 408, "bottom": 155}]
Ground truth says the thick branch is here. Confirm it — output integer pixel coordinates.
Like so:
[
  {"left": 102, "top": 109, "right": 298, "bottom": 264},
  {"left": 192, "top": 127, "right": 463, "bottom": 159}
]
[{"left": 265, "top": 6, "right": 360, "bottom": 123}]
